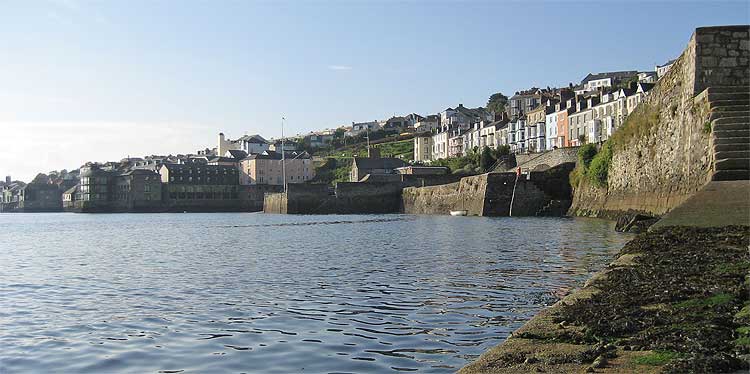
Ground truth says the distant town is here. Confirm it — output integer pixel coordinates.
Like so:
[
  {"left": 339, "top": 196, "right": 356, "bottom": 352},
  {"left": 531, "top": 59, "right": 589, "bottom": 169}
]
[{"left": 0, "top": 59, "right": 674, "bottom": 213}]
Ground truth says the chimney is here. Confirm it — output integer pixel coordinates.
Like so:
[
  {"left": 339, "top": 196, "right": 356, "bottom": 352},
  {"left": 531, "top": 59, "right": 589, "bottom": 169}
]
[
  {"left": 458, "top": 103, "right": 464, "bottom": 108},
  {"left": 5, "top": 176, "right": 10, "bottom": 184}
]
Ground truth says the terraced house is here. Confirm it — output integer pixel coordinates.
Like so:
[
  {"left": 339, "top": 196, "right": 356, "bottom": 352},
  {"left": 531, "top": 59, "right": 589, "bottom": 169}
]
[{"left": 160, "top": 163, "right": 240, "bottom": 212}]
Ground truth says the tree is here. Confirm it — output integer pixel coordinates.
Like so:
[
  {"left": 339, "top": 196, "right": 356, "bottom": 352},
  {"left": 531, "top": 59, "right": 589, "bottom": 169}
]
[
  {"left": 480, "top": 146, "right": 495, "bottom": 172},
  {"left": 486, "top": 92, "right": 508, "bottom": 116},
  {"left": 495, "top": 145, "right": 511, "bottom": 157}
]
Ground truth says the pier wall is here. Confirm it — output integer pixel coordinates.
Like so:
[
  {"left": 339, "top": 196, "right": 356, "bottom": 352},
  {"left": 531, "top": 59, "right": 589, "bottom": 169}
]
[{"left": 402, "top": 163, "right": 575, "bottom": 216}]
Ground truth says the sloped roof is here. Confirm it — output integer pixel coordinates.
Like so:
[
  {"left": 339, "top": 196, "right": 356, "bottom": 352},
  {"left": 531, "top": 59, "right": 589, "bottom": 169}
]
[
  {"left": 238, "top": 134, "right": 269, "bottom": 144},
  {"left": 581, "top": 71, "right": 638, "bottom": 84},
  {"left": 657, "top": 59, "right": 676, "bottom": 68},
  {"left": 243, "top": 150, "right": 312, "bottom": 161},
  {"left": 64, "top": 184, "right": 80, "bottom": 195},
  {"left": 226, "top": 149, "right": 248, "bottom": 160},
  {"left": 209, "top": 156, "right": 238, "bottom": 163},
  {"left": 352, "top": 157, "right": 407, "bottom": 170}
]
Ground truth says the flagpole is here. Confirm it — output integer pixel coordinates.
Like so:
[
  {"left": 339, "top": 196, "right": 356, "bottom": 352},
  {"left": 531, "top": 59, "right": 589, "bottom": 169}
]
[{"left": 281, "top": 116, "right": 287, "bottom": 193}]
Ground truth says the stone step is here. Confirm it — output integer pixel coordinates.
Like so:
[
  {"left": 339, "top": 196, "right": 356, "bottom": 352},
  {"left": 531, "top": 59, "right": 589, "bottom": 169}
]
[
  {"left": 715, "top": 142, "right": 750, "bottom": 152},
  {"left": 716, "top": 158, "right": 750, "bottom": 171},
  {"left": 710, "top": 112, "right": 750, "bottom": 121},
  {"left": 714, "top": 129, "right": 750, "bottom": 138},
  {"left": 715, "top": 150, "right": 750, "bottom": 159},
  {"left": 712, "top": 115, "right": 750, "bottom": 125},
  {"left": 708, "top": 92, "right": 750, "bottom": 102},
  {"left": 714, "top": 136, "right": 750, "bottom": 145},
  {"left": 712, "top": 169, "right": 750, "bottom": 181},
  {"left": 711, "top": 104, "right": 750, "bottom": 113},
  {"left": 713, "top": 122, "right": 750, "bottom": 131},
  {"left": 707, "top": 86, "right": 750, "bottom": 94},
  {"left": 710, "top": 99, "right": 750, "bottom": 108}
]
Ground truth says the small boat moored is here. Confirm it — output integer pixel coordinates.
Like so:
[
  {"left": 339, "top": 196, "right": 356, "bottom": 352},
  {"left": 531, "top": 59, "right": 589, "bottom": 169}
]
[{"left": 450, "top": 210, "right": 468, "bottom": 216}]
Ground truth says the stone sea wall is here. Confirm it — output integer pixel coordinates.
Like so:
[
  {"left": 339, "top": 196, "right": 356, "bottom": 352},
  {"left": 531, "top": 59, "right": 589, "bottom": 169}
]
[
  {"left": 569, "top": 26, "right": 749, "bottom": 218},
  {"left": 402, "top": 163, "right": 575, "bottom": 216}
]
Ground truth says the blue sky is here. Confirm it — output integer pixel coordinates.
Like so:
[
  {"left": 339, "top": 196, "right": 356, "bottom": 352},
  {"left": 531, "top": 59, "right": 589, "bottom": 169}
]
[{"left": 1, "top": 0, "right": 748, "bottom": 181}]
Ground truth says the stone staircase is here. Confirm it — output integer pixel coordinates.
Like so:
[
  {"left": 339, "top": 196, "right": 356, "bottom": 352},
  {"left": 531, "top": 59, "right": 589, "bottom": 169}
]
[{"left": 707, "top": 86, "right": 750, "bottom": 181}]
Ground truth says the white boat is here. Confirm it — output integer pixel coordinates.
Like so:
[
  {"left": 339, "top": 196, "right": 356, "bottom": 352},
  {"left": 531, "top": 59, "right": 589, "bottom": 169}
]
[{"left": 450, "top": 210, "right": 468, "bottom": 216}]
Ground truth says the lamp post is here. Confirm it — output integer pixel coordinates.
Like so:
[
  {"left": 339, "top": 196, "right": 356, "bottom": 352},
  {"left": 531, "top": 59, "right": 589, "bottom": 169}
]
[{"left": 281, "top": 117, "right": 287, "bottom": 193}]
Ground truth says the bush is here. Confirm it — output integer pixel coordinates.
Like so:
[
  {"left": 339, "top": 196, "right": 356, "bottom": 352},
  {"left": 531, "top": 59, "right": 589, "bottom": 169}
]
[
  {"left": 577, "top": 143, "right": 598, "bottom": 169},
  {"left": 496, "top": 145, "right": 511, "bottom": 157},
  {"left": 587, "top": 142, "right": 613, "bottom": 187},
  {"left": 480, "top": 146, "right": 495, "bottom": 172}
]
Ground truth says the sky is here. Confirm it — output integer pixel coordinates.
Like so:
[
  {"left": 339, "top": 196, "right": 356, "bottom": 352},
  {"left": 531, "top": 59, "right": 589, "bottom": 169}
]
[{"left": 1, "top": 0, "right": 748, "bottom": 182}]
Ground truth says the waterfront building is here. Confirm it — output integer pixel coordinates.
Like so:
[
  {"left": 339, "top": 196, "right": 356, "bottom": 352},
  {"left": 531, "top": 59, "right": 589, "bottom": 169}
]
[
  {"left": 412, "top": 115, "right": 439, "bottom": 133},
  {"left": 350, "top": 157, "right": 407, "bottom": 182},
  {"left": 239, "top": 150, "right": 314, "bottom": 185},
  {"left": 346, "top": 121, "right": 379, "bottom": 137},
  {"left": 159, "top": 163, "right": 240, "bottom": 211},
  {"left": 546, "top": 110, "right": 558, "bottom": 149},
  {"left": 217, "top": 133, "right": 270, "bottom": 156},
  {"left": 508, "top": 88, "right": 542, "bottom": 120},
  {"left": 439, "top": 104, "right": 493, "bottom": 130},
  {"left": 380, "top": 116, "right": 410, "bottom": 132},
  {"left": 580, "top": 70, "right": 638, "bottom": 91},
  {"left": 431, "top": 131, "right": 450, "bottom": 160},
  {"left": 461, "top": 123, "right": 482, "bottom": 155},
  {"left": 76, "top": 165, "right": 162, "bottom": 212},
  {"left": 62, "top": 184, "right": 79, "bottom": 211},
  {"left": 448, "top": 133, "right": 465, "bottom": 158},
  {"left": 626, "top": 82, "right": 656, "bottom": 114},
  {"left": 413, "top": 135, "right": 432, "bottom": 162},
  {"left": 569, "top": 96, "right": 596, "bottom": 146},
  {"left": 638, "top": 71, "right": 657, "bottom": 83},
  {"left": 479, "top": 119, "right": 507, "bottom": 149},
  {"left": 208, "top": 156, "right": 240, "bottom": 167},
  {"left": 508, "top": 119, "right": 527, "bottom": 153},
  {"left": 495, "top": 122, "right": 510, "bottom": 148},
  {"left": 269, "top": 139, "right": 300, "bottom": 153},
  {"left": 225, "top": 149, "right": 248, "bottom": 160},
  {"left": 303, "top": 131, "right": 335, "bottom": 147},
  {"left": 525, "top": 120, "right": 546, "bottom": 153}
]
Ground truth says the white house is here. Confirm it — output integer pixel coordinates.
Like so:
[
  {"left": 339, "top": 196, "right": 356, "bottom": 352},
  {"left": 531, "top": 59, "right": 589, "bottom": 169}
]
[
  {"left": 217, "top": 133, "right": 270, "bottom": 156},
  {"left": 656, "top": 59, "right": 676, "bottom": 79},
  {"left": 346, "top": 121, "right": 379, "bottom": 137},
  {"left": 545, "top": 111, "right": 558, "bottom": 150},
  {"left": 431, "top": 131, "right": 450, "bottom": 160}
]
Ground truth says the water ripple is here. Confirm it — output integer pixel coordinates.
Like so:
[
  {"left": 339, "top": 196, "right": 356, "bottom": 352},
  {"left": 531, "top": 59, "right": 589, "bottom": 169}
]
[{"left": 0, "top": 213, "right": 631, "bottom": 373}]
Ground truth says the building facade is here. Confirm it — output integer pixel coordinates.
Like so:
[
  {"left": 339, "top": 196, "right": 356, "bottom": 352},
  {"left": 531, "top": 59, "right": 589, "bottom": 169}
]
[{"left": 239, "top": 151, "right": 314, "bottom": 185}]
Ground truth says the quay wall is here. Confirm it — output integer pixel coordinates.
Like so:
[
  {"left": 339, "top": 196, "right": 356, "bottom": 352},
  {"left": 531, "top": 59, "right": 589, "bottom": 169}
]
[
  {"left": 402, "top": 163, "right": 575, "bottom": 216},
  {"left": 263, "top": 174, "right": 465, "bottom": 214},
  {"left": 570, "top": 26, "right": 749, "bottom": 218}
]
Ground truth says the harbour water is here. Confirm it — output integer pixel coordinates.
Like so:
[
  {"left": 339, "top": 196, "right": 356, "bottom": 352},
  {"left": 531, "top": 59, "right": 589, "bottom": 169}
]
[{"left": 0, "top": 213, "right": 631, "bottom": 373}]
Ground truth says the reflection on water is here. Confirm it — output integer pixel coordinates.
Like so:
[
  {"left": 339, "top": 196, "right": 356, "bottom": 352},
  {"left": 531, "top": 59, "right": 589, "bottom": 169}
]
[{"left": 0, "top": 213, "right": 631, "bottom": 373}]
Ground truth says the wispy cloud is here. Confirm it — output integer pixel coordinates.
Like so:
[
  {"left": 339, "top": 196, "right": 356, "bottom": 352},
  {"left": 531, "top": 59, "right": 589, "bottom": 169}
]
[{"left": 327, "top": 65, "right": 353, "bottom": 71}]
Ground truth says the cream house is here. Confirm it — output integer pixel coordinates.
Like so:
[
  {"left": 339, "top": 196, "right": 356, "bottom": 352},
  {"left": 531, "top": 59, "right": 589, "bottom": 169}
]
[{"left": 240, "top": 150, "right": 314, "bottom": 185}]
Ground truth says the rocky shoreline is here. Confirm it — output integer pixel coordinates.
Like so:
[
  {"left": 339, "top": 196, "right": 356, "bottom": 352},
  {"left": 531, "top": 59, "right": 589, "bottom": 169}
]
[{"left": 460, "top": 226, "right": 750, "bottom": 374}]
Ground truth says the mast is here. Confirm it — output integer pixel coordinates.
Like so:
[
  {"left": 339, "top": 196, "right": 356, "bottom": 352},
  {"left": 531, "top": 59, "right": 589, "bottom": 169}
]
[
  {"left": 281, "top": 116, "right": 287, "bottom": 193},
  {"left": 366, "top": 126, "right": 371, "bottom": 157}
]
